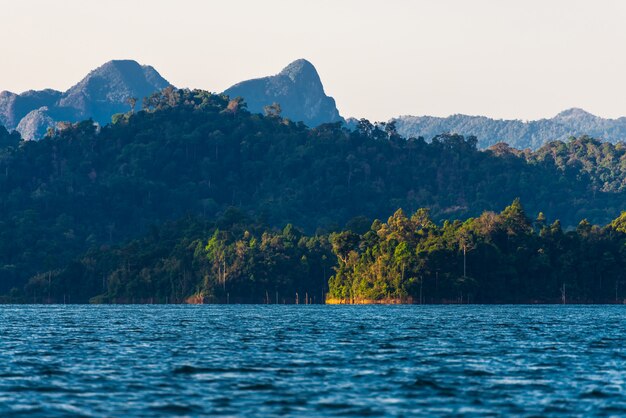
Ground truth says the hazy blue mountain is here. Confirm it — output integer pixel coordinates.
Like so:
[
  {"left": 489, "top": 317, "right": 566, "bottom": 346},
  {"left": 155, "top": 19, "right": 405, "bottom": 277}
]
[
  {"left": 393, "top": 108, "right": 626, "bottom": 149},
  {"left": 0, "top": 60, "right": 171, "bottom": 140},
  {"left": 15, "top": 107, "right": 56, "bottom": 141},
  {"left": 224, "top": 59, "right": 343, "bottom": 127},
  {"left": 5, "top": 57, "right": 626, "bottom": 147},
  {"left": 0, "top": 89, "right": 61, "bottom": 129},
  {"left": 57, "top": 60, "right": 170, "bottom": 122}
]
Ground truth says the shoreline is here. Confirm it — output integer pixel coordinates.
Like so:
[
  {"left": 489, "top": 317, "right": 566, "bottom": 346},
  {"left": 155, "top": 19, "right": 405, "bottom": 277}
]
[{"left": 325, "top": 297, "right": 413, "bottom": 305}]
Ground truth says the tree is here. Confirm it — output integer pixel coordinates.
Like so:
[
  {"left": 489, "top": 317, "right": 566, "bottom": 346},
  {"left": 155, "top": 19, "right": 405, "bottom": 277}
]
[
  {"left": 610, "top": 212, "right": 626, "bottom": 233},
  {"left": 393, "top": 241, "right": 412, "bottom": 282},
  {"left": 535, "top": 212, "right": 547, "bottom": 231},
  {"left": 126, "top": 97, "right": 138, "bottom": 113},
  {"left": 330, "top": 231, "right": 359, "bottom": 264},
  {"left": 225, "top": 97, "right": 246, "bottom": 114},
  {"left": 0, "top": 126, "right": 20, "bottom": 148},
  {"left": 263, "top": 102, "right": 282, "bottom": 118},
  {"left": 501, "top": 198, "right": 532, "bottom": 236}
]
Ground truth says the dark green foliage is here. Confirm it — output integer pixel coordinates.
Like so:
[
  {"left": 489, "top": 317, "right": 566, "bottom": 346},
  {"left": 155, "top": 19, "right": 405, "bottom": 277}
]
[
  {"left": 528, "top": 136, "right": 626, "bottom": 193},
  {"left": 19, "top": 201, "right": 626, "bottom": 304},
  {"left": 20, "top": 215, "right": 333, "bottom": 304},
  {"left": 329, "top": 201, "right": 626, "bottom": 304},
  {"left": 0, "top": 126, "right": 21, "bottom": 148},
  {"left": 4, "top": 88, "right": 626, "bottom": 297}
]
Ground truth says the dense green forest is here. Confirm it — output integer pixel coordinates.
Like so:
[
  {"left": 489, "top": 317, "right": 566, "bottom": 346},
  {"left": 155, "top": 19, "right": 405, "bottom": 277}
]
[
  {"left": 3, "top": 87, "right": 626, "bottom": 301},
  {"left": 15, "top": 212, "right": 333, "bottom": 304},
  {"left": 329, "top": 200, "right": 626, "bottom": 304},
  {"left": 11, "top": 201, "right": 626, "bottom": 304}
]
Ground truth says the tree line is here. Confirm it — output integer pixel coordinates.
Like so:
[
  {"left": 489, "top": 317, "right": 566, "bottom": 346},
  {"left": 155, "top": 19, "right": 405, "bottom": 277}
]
[
  {"left": 6, "top": 200, "right": 626, "bottom": 304},
  {"left": 329, "top": 200, "right": 626, "bottom": 304},
  {"left": 2, "top": 88, "right": 626, "bottom": 297}
]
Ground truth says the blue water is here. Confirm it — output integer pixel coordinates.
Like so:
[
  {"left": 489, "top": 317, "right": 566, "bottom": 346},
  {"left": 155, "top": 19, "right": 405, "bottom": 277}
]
[{"left": 0, "top": 306, "right": 625, "bottom": 417}]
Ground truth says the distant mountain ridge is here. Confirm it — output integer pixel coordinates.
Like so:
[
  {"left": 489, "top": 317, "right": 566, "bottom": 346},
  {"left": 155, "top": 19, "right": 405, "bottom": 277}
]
[
  {"left": 224, "top": 59, "right": 343, "bottom": 127},
  {"left": 392, "top": 108, "right": 626, "bottom": 150},
  {"left": 1, "top": 58, "right": 344, "bottom": 140},
  {"left": 4, "top": 57, "right": 626, "bottom": 148},
  {"left": 0, "top": 60, "right": 171, "bottom": 140},
  {"left": 0, "top": 89, "right": 61, "bottom": 129}
]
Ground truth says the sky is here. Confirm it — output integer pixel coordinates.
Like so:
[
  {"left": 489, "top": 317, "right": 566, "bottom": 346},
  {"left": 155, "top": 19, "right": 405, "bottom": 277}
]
[{"left": 2, "top": 0, "right": 626, "bottom": 122}]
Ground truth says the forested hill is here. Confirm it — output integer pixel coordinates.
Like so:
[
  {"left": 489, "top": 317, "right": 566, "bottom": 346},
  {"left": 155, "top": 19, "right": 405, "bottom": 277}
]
[
  {"left": 393, "top": 108, "right": 626, "bottom": 150},
  {"left": 2, "top": 88, "right": 626, "bottom": 294}
]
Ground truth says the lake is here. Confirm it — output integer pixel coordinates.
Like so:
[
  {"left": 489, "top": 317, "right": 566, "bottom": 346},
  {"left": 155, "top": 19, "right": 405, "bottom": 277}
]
[{"left": 0, "top": 305, "right": 625, "bottom": 416}]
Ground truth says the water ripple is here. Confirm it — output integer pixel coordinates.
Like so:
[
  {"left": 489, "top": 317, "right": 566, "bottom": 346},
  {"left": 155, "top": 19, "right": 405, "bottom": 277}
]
[{"left": 1, "top": 305, "right": 625, "bottom": 416}]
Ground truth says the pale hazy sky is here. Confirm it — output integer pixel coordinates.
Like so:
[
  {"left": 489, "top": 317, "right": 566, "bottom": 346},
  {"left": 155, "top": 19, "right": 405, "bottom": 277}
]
[{"left": 2, "top": 0, "right": 626, "bottom": 121}]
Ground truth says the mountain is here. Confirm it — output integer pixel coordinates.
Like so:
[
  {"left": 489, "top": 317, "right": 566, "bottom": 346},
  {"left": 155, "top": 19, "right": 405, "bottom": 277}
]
[
  {"left": 392, "top": 108, "right": 626, "bottom": 150},
  {"left": 7, "top": 58, "right": 623, "bottom": 148},
  {"left": 58, "top": 60, "right": 170, "bottom": 122},
  {"left": 15, "top": 107, "right": 56, "bottom": 141},
  {"left": 0, "top": 89, "right": 61, "bottom": 129},
  {"left": 0, "top": 60, "right": 171, "bottom": 140},
  {"left": 224, "top": 59, "right": 343, "bottom": 127},
  {"left": 4, "top": 58, "right": 346, "bottom": 139}
]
